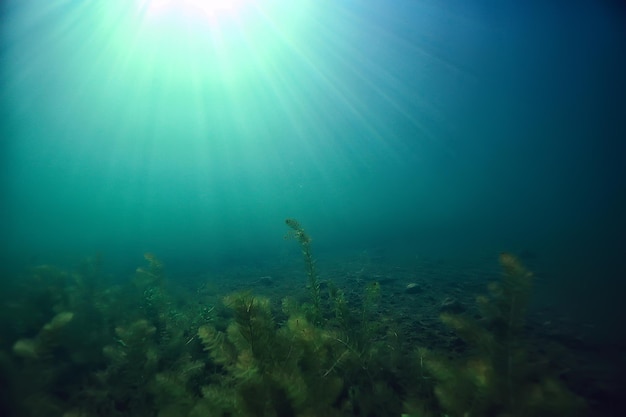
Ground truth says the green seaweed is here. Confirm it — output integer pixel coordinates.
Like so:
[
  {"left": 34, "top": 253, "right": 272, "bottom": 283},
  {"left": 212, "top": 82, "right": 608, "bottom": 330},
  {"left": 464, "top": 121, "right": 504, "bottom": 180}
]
[
  {"left": 196, "top": 292, "right": 346, "bottom": 416},
  {"left": 285, "top": 218, "right": 323, "bottom": 324},
  {"left": 0, "top": 238, "right": 590, "bottom": 417},
  {"left": 417, "top": 253, "right": 586, "bottom": 417}
]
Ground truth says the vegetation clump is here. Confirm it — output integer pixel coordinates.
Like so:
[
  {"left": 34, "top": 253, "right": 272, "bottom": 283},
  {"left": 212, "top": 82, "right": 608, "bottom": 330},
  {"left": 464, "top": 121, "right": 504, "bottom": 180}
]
[
  {"left": 414, "top": 253, "right": 586, "bottom": 417},
  {"left": 285, "top": 218, "right": 323, "bottom": 324},
  {"left": 195, "top": 292, "right": 345, "bottom": 416},
  {"left": 0, "top": 230, "right": 589, "bottom": 417}
]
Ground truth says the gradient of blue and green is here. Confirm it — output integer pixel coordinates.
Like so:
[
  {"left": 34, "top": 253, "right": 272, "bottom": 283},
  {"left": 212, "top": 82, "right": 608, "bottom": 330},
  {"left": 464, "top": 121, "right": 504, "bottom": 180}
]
[{"left": 1, "top": 0, "right": 625, "bottom": 331}]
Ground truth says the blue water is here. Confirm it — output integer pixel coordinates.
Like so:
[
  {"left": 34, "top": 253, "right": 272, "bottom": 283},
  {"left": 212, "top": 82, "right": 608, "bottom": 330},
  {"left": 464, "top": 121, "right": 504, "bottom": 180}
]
[{"left": 1, "top": 0, "right": 625, "bottom": 334}]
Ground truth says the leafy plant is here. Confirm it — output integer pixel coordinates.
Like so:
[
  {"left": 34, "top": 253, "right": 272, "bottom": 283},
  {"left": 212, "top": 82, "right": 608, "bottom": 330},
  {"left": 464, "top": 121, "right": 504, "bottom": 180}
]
[
  {"left": 196, "top": 292, "right": 346, "bottom": 417},
  {"left": 285, "top": 218, "right": 323, "bottom": 324},
  {"left": 417, "top": 253, "right": 586, "bottom": 417}
]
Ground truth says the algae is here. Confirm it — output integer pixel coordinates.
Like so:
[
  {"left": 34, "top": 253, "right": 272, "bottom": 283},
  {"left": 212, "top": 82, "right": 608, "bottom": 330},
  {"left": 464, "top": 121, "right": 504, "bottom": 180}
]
[{"left": 0, "top": 231, "right": 588, "bottom": 417}]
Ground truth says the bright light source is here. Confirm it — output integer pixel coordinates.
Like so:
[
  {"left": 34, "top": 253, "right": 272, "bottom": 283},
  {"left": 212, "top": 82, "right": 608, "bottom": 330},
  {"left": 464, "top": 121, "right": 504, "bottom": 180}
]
[{"left": 144, "top": 0, "right": 250, "bottom": 20}]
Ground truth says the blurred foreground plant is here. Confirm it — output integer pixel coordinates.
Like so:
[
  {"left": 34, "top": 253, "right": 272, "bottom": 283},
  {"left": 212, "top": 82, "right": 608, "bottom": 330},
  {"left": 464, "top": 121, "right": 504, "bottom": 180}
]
[{"left": 413, "top": 253, "right": 586, "bottom": 417}]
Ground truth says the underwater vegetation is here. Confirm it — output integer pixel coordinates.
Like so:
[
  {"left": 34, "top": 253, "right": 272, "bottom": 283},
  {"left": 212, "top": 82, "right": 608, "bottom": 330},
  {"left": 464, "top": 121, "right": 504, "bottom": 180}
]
[
  {"left": 0, "top": 220, "right": 589, "bottom": 417},
  {"left": 284, "top": 218, "right": 323, "bottom": 325},
  {"left": 409, "top": 254, "right": 587, "bottom": 417}
]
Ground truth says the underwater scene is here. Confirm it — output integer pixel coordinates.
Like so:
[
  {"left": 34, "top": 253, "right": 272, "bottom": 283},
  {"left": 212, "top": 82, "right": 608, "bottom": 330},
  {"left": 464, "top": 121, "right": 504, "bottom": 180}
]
[{"left": 1, "top": 0, "right": 625, "bottom": 416}]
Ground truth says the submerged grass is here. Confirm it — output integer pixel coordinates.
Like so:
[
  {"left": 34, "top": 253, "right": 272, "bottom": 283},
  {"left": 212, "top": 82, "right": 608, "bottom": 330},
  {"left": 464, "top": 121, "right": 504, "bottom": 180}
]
[{"left": 0, "top": 224, "right": 589, "bottom": 417}]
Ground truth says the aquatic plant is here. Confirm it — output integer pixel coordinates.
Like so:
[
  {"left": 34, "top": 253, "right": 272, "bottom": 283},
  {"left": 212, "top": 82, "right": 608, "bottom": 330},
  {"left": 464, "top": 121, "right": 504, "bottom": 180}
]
[
  {"left": 12, "top": 311, "right": 74, "bottom": 360},
  {"left": 285, "top": 218, "right": 323, "bottom": 324},
  {"left": 0, "top": 259, "right": 116, "bottom": 416},
  {"left": 92, "top": 254, "right": 207, "bottom": 417},
  {"left": 195, "top": 292, "right": 346, "bottom": 416},
  {"left": 0, "top": 246, "right": 593, "bottom": 417},
  {"left": 416, "top": 253, "right": 586, "bottom": 417}
]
